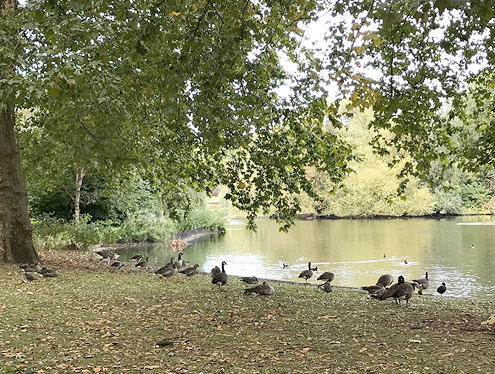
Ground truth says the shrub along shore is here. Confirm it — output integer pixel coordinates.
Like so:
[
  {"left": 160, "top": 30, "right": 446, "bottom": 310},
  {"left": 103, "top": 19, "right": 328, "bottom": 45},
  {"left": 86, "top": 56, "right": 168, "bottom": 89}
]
[{"left": 0, "top": 250, "right": 494, "bottom": 374}]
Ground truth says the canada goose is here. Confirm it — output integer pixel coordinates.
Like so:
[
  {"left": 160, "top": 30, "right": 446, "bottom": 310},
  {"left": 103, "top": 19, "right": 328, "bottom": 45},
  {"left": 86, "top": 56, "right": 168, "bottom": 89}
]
[
  {"left": 25, "top": 273, "right": 36, "bottom": 281},
  {"left": 212, "top": 261, "right": 228, "bottom": 290},
  {"left": 155, "top": 257, "right": 176, "bottom": 275},
  {"left": 283, "top": 263, "right": 289, "bottom": 269},
  {"left": 412, "top": 272, "right": 430, "bottom": 295},
  {"left": 244, "top": 281, "right": 275, "bottom": 296},
  {"left": 111, "top": 261, "right": 123, "bottom": 269},
  {"left": 376, "top": 274, "right": 393, "bottom": 287},
  {"left": 298, "top": 262, "right": 313, "bottom": 283},
  {"left": 160, "top": 263, "right": 178, "bottom": 279},
  {"left": 362, "top": 284, "right": 385, "bottom": 294},
  {"left": 42, "top": 270, "right": 59, "bottom": 278},
  {"left": 210, "top": 265, "right": 221, "bottom": 278},
  {"left": 372, "top": 276, "right": 403, "bottom": 299},
  {"left": 179, "top": 264, "right": 200, "bottom": 276},
  {"left": 130, "top": 254, "right": 143, "bottom": 261},
  {"left": 38, "top": 266, "right": 56, "bottom": 275},
  {"left": 377, "top": 275, "right": 415, "bottom": 306},
  {"left": 240, "top": 276, "right": 258, "bottom": 284},
  {"left": 317, "top": 272, "right": 335, "bottom": 283},
  {"left": 317, "top": 279, "right": 333, "bottom": 293},
  {"left": 437, "top": 282, "right": 447, "bottom": 296},
  {"left": 404, "top": 260, "right": 408, "bottom": 264},
  {"left": 177, "top": 252, "right": 188, "bottom": 269},
  {"left": 135, "top": 257, "right": 149, "bottom": 267},
  {"left": 470, "top": 244, "right": 475, "bottom": 249}
]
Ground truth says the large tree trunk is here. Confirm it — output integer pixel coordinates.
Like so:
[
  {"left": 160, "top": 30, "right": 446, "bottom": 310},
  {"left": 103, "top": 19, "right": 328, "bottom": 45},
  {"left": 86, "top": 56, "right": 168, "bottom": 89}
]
[
  {"left": 0, "top": 0, "right": 38, "bottom": 263},
  {"left": 74, "top": 167, "right": 85, "bottom": 222}
]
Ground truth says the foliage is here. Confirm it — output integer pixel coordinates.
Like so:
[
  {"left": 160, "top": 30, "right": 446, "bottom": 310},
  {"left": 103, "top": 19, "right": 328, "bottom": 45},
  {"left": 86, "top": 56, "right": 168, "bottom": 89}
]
[
  {"left": 32, "top": 215, "right": 118, "bottom": 251},
  {"left": 428, "top": 158, "right": 494, "bottom": 214},
  {"left": 176, "top": 206, "right": 228, "bottom": 233},
  {"left": 299, "top": 108, "right": 435, "bottom": 217},
  {"left": 322, "top": 0, "right": 495, "bottom": 179},
  {"left": 114, "top": 211, "right": 176, "bottom": 244},
  {"left": 8, "top": 0, "right": 357, "bottom": 232}
]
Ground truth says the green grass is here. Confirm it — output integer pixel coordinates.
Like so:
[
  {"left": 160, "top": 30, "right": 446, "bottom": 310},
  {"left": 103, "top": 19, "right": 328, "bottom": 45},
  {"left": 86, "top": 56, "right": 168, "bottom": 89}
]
[{"left": 0, "top": 256, "right": 494, "bottom": 374}]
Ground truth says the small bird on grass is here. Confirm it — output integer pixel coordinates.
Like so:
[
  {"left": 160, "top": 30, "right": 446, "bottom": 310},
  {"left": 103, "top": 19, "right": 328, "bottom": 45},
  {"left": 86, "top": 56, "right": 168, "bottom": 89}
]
[
  {"left": 437, "top": 282, "right": 447, "bottom": 296},
  {"left": 25, "top": 273, "right": 36, "bottom": 282}
]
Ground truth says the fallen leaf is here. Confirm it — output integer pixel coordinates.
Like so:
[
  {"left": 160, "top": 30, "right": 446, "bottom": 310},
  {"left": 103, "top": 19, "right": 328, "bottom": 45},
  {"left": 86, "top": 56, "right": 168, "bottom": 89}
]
[{"left": 481, "top": 315, "right": 495, "bottom": 325}]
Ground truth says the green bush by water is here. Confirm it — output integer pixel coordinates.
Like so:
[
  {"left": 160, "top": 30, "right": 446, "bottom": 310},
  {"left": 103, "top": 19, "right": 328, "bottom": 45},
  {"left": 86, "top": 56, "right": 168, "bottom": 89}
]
[{"left": 32, "top": 207, "right": 228, "bottom": 251}]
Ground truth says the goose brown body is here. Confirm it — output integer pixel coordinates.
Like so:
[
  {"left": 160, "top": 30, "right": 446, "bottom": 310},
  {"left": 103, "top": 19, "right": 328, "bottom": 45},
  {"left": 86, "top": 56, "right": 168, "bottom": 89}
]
[
  {"left": 298, "top": 262, "right": 313, "bottom": 283},
  {"left": 179, "top": 264, "right": 200, "bottom": 276},
  {"left": 413, "top": 272, "right": 431, "bottom": 295},
  {"left": 376, "top": 274, "right": 394, "bottom": 287},
  {"left": 244, "top": 282, "right": 274, "bottom": 295},
  {"left": 240, "top": 276, "right": 258, "bottom": 284},
  {"left": 212, "top": 261, "right": 228, "bottom": 289},
  {"left": 377, "top": 275, "right": 416, "bottom": 306},
  {"left": 317, "top": 272, "right": 335, "bottom": 282}
]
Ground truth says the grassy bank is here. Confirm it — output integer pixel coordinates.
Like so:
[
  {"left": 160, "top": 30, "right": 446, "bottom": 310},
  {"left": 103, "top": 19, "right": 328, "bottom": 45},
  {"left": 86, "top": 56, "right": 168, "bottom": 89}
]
[{"left": 1, "top": 252, "right": 494, "bottom": 373}]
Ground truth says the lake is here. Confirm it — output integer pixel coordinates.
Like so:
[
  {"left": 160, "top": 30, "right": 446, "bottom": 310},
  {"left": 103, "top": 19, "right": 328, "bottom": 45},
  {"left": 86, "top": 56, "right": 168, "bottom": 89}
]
[{"left": 118, "top": 216, "right": 495, "bottom": 300}]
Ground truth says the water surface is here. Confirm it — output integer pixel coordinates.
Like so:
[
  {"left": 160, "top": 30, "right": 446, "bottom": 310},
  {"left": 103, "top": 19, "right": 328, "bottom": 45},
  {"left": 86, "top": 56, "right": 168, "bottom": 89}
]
[{"left": 118, "top": 216, "right": 495, "bottom": 300}]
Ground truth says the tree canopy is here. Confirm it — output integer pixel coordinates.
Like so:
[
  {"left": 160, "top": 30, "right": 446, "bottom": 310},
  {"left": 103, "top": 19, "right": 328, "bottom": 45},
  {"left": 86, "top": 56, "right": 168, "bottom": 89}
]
[
  {"left": 1, "top": 0, "right": 495, "bottom": 262},
  {"left": 321, "top": 0, "right": 495, "bottom": 179}
]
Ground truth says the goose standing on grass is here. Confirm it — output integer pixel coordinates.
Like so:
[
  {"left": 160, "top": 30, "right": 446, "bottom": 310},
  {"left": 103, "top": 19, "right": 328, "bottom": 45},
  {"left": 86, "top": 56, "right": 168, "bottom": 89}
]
[
  {"left": 377, "top": 275, "right": 415, "bottom": 307},
  {"left": 179, "top": 264, "right": 200, "bottom": 276},
  {"left": 298, "top": 262, "right": 314, "bottom": 283},
  {"left": 135, "top": 256, "right": 149, "bottom": 268},
  {"left": 317, "top": 271, "right": 335, "bottom": 283},
  {"left": 317, "top": 279, "right": 333, "bottom": 293},
  {"left": 155, "top": 257, "right": 175, "bottom": 275},
  {"left": 177, "top": 252, "right": 188, "bottom": 269},
  {"left": 437, "top": 282, "right": 447, "bottom": 296},
  {"left": 244, "top": 281, "right": 275, "bottom": 296},
  {"left": 160, "top": 263, "right": 178, "bottom": 280},
  {"left": 412, "top": 272, "right": 431, "bottom": 295},
  {"left": 212, "top": 261, "right": 228, "bottom": 290},
  {"left": 376, "top": 274, "right": 394, "bottom": 287}
]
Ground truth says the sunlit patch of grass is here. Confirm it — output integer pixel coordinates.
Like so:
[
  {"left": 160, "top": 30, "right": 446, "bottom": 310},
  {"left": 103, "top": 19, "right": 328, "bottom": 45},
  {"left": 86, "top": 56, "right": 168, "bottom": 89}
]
[{"left": 0, "top": 260, "right": 494, "bottom": 373}]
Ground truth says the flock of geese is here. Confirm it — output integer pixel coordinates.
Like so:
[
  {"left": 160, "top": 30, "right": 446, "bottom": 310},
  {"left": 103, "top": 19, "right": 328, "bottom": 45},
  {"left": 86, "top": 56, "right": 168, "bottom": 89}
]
[
  {"left": 296, "top": 261, "right": 447, "bottom": 306},
  {"left": 21, "top": 250, "right": 448, "bottom": 304},
  {"left": 104, "top": 253, "right": 450, "bottom": 303},
  {"left": 103, "top": 252, "right": 275, "bottom": 296}
]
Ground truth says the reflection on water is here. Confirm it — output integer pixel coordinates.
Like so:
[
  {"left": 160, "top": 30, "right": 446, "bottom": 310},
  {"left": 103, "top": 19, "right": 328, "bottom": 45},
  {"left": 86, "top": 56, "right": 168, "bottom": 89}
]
[{"left": 118, "top": 216, "right": 495, "bottom": 300}]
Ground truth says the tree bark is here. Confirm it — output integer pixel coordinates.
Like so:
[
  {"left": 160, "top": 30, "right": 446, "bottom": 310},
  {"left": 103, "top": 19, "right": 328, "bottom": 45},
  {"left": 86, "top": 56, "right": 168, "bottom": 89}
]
[
  {"left": 74, "top": 167, "right": 85, "bottom": 222},
  {"left": 0, "top": 0, "right": 38, "bottom": 263}
]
